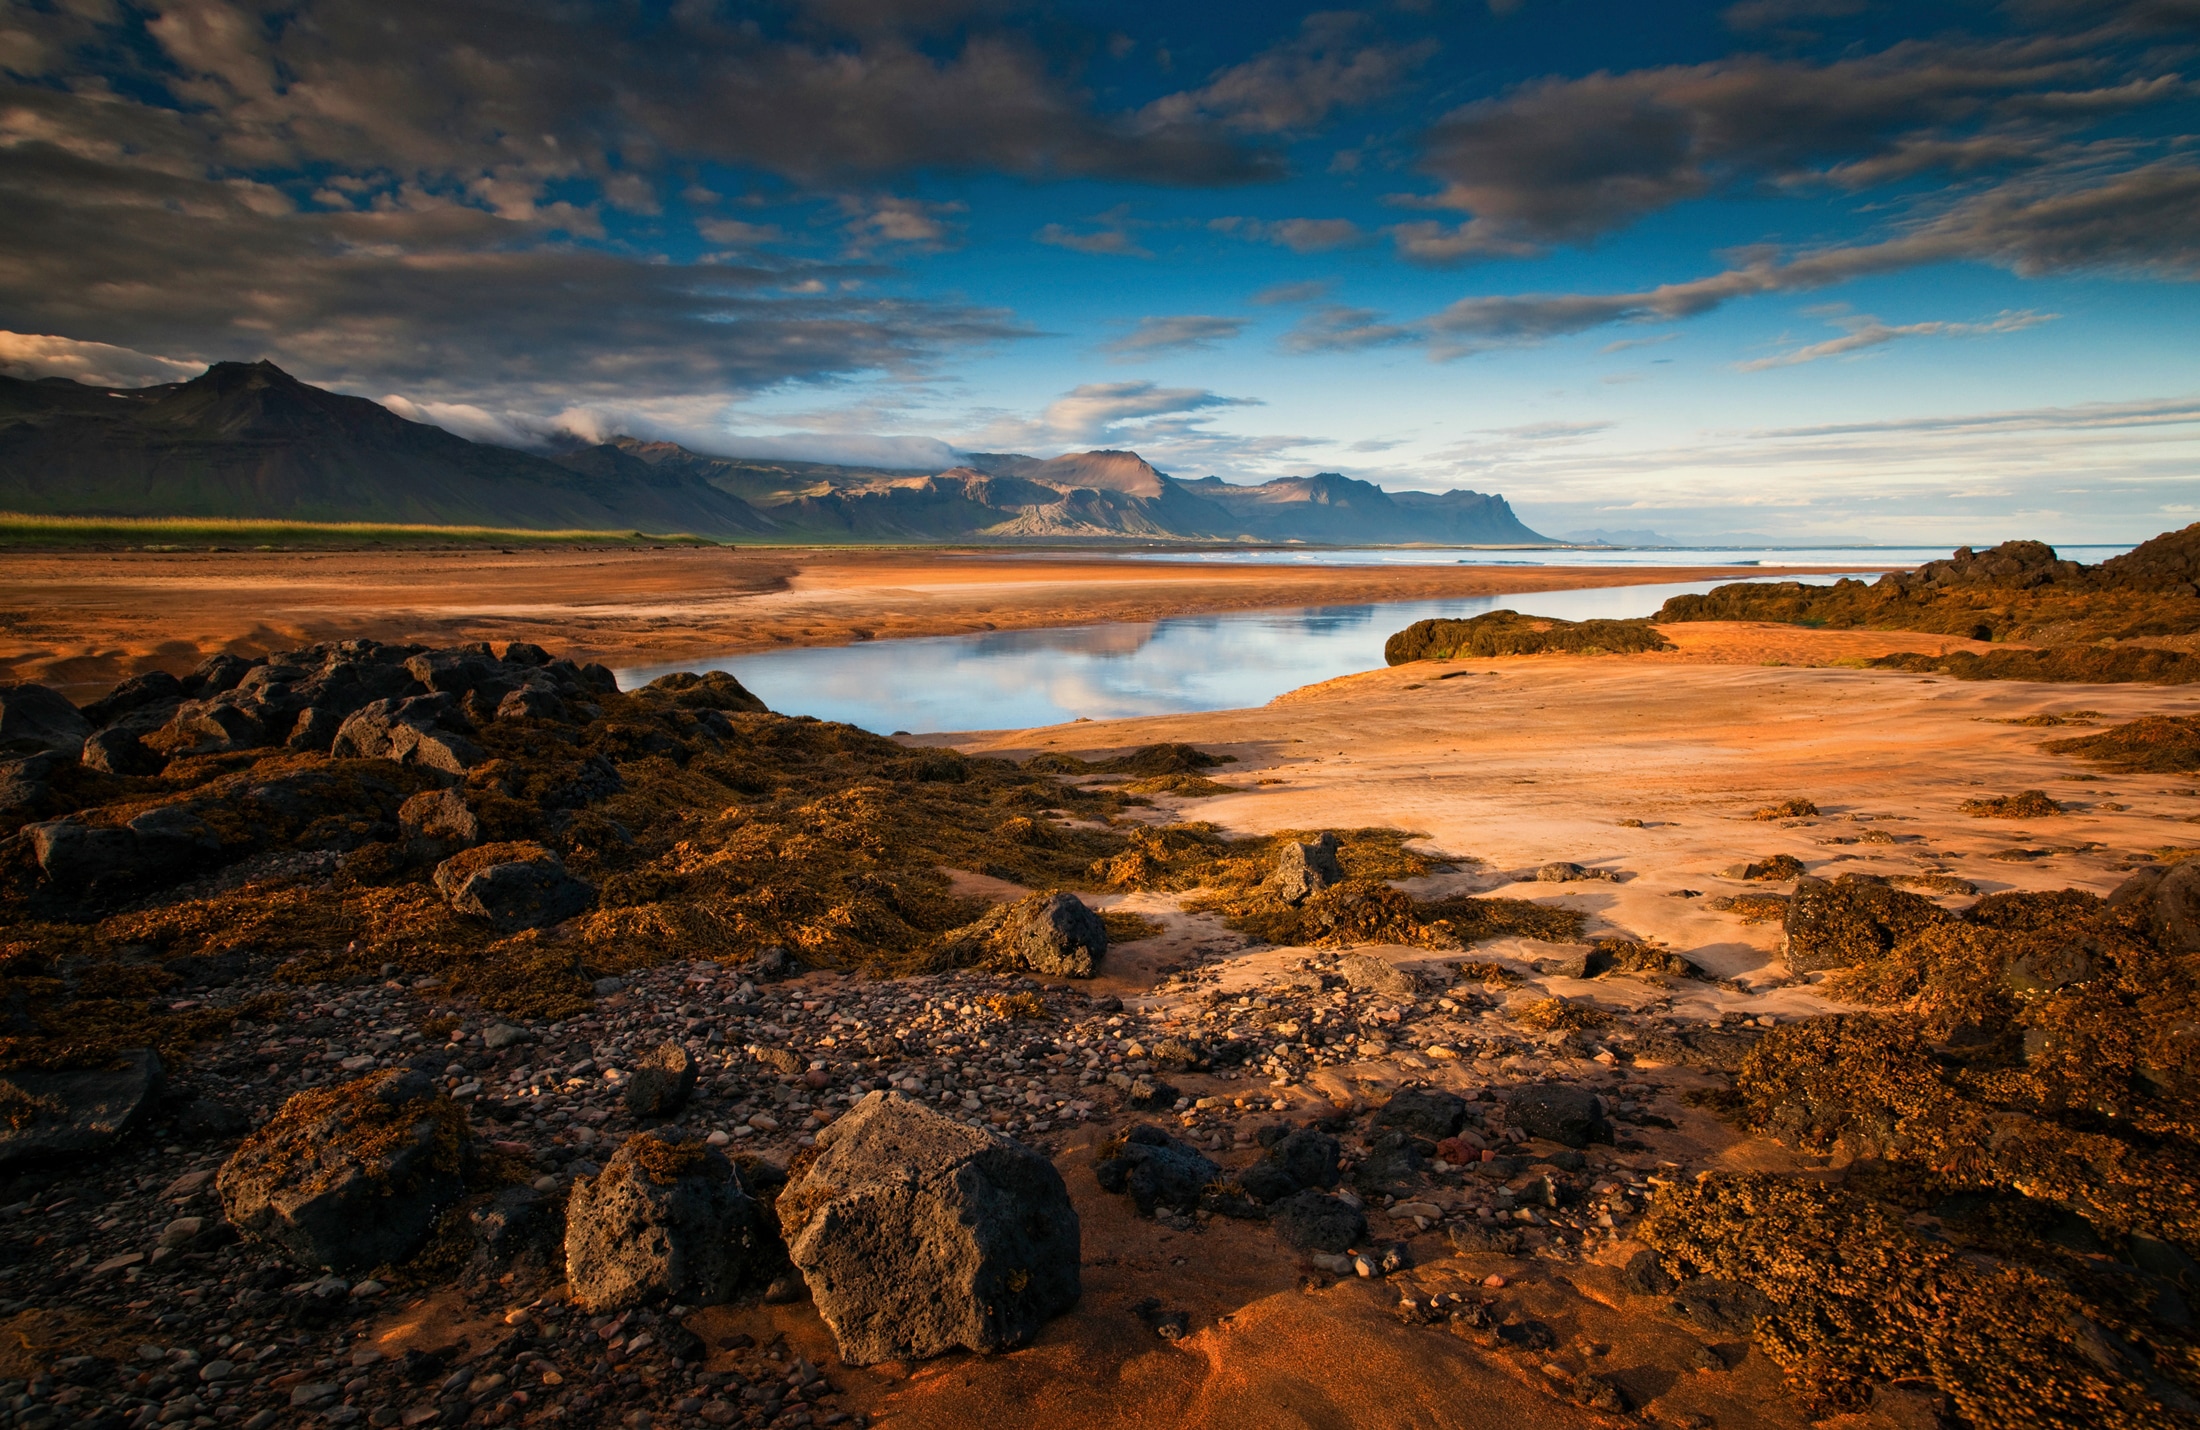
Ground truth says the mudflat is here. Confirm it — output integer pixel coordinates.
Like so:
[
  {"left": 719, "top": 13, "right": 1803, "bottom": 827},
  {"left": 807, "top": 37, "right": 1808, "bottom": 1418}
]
[{"left": 0, "top": 546, "right": 1831, "bottom": 697}]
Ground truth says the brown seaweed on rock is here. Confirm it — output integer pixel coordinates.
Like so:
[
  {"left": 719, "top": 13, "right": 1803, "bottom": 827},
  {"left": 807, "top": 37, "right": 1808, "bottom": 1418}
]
[
  {"left": 1383, "top": 609, "right": 1671, "bottom": 665},
  {"left": 2046, "top": 715, "right": 2200, "bottom": 772}
]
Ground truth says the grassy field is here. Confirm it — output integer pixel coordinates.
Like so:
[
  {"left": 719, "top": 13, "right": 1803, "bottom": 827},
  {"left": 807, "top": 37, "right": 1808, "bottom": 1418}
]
[{"left": 0, "top": 512, "right": 721, "bottom": 549}]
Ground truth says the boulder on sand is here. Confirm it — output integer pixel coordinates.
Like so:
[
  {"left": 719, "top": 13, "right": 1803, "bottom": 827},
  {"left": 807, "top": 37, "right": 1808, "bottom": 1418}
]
[
  {"left": 777, "top": 1091, "right": 1080, "bottom": 1366},
  {"left": 217, "top": 1068, "right": 472, "bottom": 1272},
  {"left": 0, "top": 1049, "right": 163, "bottom": 1168},
  {"left": 1269, "top": 1189, "right": 1366, "bottom": 1253},
  {"left": 433, "top": 842, "right": 595, "bottom": 932},
  {"left": 1272, "top": 832, "right": 1344, "bottom": 904},
  {"left": 565, "top": 1132, "right": 771, "bottom": 1312},
  {"left": 1093, "top": 1123, "right": 1220, "bottom": 1216},
  {"left": 0, "top": 683, "right": 90, "bottom": 757},
  {"left": 1006, "top": 891, "right": 1107, "bottom": 978},
  {"left": 623, "top": 1042, "right": 697, "bottom": 1118},
  {"left": 1505, "top": 1084, "right": 1613, "bottom": 1149}
]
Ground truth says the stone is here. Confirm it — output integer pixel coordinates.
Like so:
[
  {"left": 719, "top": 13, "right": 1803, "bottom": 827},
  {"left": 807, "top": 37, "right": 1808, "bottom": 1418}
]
[
  {"left": 433, "top": 844, "right": 595, "bottom": 932},
  {"left": 399, "top": 788, "right": 481, "bottom": 849},
  {"left": 285, "top": 706, "right": 344, "bottom": 753},
  {"left": 1236, "top": 1128, "right": 1341, "bottom": 1204},
  {"left": 1093, "top": 1124, "right": 1220, "bottom": 1215},
  {"left": 1005, "top": 891, "right": 1106, "bottom": 978},
  {"left": 1352, "top": 1128, "right": 1429, "bottom": 1193},
  {"left": 217, "top": 1068, "right": 472, "bottom": 1272},
  {"left": 0, "top": 1048, "right": 162, "bottom": 1167},
  {"left": 2151, "top": 863, "right": 2200, "bottom": 954},
  {"left": 1272, "top": 833, "right": 1344, "bottom": 904},
  {"left": 187, "top": 652, "right": 253, "bottom": 695},
  {"left": 777, "top": 1091, "right": 1080, "bottom": 1365},
  {"left": 564, "top": 1133, "right": 770, "bottom": 1312},
  {"left": 0, "top": 752, "right": 62, "bottom": 814},
  {"left": 157, "top": 700, "right": 264, "bottom": 755},
  {"left": 1376, "top": 1087, "right": 1468, "bottom": 1139},
  {"left": 80, "top": 727, "right": 161, "bottom": 775},
  {"left": 624, "top": 1042, "right": 697, "bottom": 1118},
  {"left": 331, "top": 696, "right": 450, "bottom": 761},
  {"left": 82, "top": 669, "right": 184, "bottom": 728},
  {"left": 1618, "top": 1249, "right": 1678, "bottom": 1296},
  {"left": 395, "top": 725, "right": 486, "bottom": 774},
  {"left": 177, "top": 1097, "right": 251, "bottom": 1140},
  {"left": 1268, "top": 1190, "right": 1366, "bottom": 1253},
  {"left": 0, "top": 683, "right": 90, "bottom": 756},
  {"left": 1448, "top": 1222, "right": 1525, "bottom": 1255},
  {"left": 1505, "top": 1084, "right": 1613, "bottom": 1149},
  {"left": 29, "top": 805, "right": 225, "bottom": 894},
  {"left": 481, "top": 1023, "right": 534, "bottom": 1051},
  {"left": 1335, "top": 952, "right": 1417, "bottom": 1001},
  {"left": 1536, "top": 861, "right": 1608, "bottom": 882},
  {"left": 497, "top": 687, "right": 568, "bottom": 722}
]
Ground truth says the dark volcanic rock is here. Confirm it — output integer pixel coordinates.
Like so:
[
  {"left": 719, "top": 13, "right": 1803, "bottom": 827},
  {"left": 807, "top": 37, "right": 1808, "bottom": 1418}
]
[
  {"left": 1377, "top": 1087, "right": 1468, "bottom": 1140},
  {"left": 1505, "top": 1084, "right": 1613, "bottom": 1149},
  {"left": 433, "top": 843, "right": 594, "bottom": 932},
  {"left": 27, "top": 805, "right": 222, "bottom": 893},
  {"left": 1006, "top": 890, "right": 1106, "bottom": 978},
  {"left": 1353, "top": 1127, "right": 1430, "bottom": 1193},
  {"left": 1237, "top": 1127, "right": 1342, "bottom": 1203},
  {"left": 0, "top": 1049, "right": 162, "bottom": 1167},
  {"left": 0, "top": 683, "right": 90, "bottom": 757},
  {"left": 399, "top": 787, "right": 481, "bottom": 849},
  {"left": 80, "top": 726, "right": 160, "bottom": 775},
  {"left": 1272, "top": 832, "right": 1344, "bottom": 904},
  {"left": 217, "top": 1068, "right": 471, "bottom": 1272},
  {"left": 1269, "top": 1189, "right": 1366, "bottom": 1253},
  {"left": 565, "top": 1133, "right": 769, "bottom": 1312},
  {"left": 1093, "top": 1123, "right": 1219, "bottom": 1215},
  {"left": 623, "top": 1042, "right": 697, "bottom": 1118},
  {"left": 81, "top": 670, "right": 183, "bottom": 728},
  {"left": 777, "top": 1091, "right": 1080, "bottom": 1366}
]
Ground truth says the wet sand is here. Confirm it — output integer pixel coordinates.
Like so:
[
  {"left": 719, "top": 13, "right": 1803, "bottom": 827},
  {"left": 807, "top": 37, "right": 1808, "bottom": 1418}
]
[{"left": 0, "top": 546, "right": 1835, "bottom": 698}]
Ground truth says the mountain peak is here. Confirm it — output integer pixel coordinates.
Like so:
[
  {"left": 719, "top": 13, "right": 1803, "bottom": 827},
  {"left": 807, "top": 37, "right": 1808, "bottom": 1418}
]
[{"left": 1027, "top": 448, "right": 1167, "bottom": 498}]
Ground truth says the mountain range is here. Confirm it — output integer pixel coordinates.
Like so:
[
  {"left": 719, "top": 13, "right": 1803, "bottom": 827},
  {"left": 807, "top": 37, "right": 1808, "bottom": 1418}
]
[{"left": 0, "top": 360, "right": 1554, "bottom": 546}]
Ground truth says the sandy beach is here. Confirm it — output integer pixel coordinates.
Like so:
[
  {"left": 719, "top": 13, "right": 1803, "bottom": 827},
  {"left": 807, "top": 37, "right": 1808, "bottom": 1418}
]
[{"left": 0, "top": 547, "right": 1839, "bottom": 698}]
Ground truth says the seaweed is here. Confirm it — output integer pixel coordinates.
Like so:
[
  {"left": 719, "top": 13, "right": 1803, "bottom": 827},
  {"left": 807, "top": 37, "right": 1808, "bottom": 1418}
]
[
  {"left": 1962, "top": 790, "right": 2066, "bottom": 818},
  {"left": 2046, "top": 715, "right": 2200, "bottom": 773},
  {"left": 1384, "top": 610, "right": 1672, "bottom": 665},
  {"left": 1512, "top": 997, "right": 1610, "bottom": 1032},
  {"left": 1753, "top": 798, "right": 1820, "bottom": 820},
  {"left": 1871, "top": 647, "right": 2200, "bottom": 685}
]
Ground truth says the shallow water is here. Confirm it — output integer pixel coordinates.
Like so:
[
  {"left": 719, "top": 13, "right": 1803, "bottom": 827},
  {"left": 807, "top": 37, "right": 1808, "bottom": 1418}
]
[
  {"left": 1008, "top": 543, "right": 2135, "bottom": 570},
  {"left": 620, "top": 573, "right": 1872, "bottom": 735}
]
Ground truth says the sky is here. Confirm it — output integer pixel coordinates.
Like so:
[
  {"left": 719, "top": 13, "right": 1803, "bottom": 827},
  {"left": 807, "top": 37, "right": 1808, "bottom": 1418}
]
[{"left": 2, "top": 0, "right": 2199, "bottom": 543}]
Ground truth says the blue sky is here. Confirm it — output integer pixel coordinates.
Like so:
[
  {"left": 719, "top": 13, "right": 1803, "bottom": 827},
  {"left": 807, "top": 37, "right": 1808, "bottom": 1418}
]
[{"left": 3, "top": 0, "right": 2198, "bottom": 541}]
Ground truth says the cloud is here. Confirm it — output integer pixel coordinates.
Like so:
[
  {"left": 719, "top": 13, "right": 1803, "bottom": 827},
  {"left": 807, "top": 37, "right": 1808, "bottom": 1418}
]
[
  {"left": 1251, "top": 280, "right": 1334, "bottom": 306},
  {"left": 704, "top": 432, "right": 966, "bottom": 469},
  {"left": 1400, "top": 37, "right": 2187, "bottom": 256},
  {"left": 970, "top": 381, "right": 1262, "bottom": 452},
  {"left": 380, "top": 394, "right": 557, "bottom": 449},
  {"left": 1035, "top": 205, "right": 1152, "bottom": 257},
  {"left": 1759, "top": 394, "right": 2200, "bottom": 438},
  {"left": 1208, "top": 216, "right": 1366, "bottom": 252},
  {"left": 1098, "top": 315, "right": 1247, "bottom": 358},
  {"left": 0, "top": 331, "right": 204, "bottom": 387},
  {"left": 1138, "top": 14, "right": 1437, "bottom": 137},
  {"left": 1723, "top": 0, "right": 1868, "bottom": 31},
  {"left": 1736, "top": 308, "right": 2057, "bottom": 369},
  {"left": 1280, "top": 305, "right": 1418, "bottom": 354},
  {"left": 695, "top": 218, "right": 788, "bottom": 250},
  {"left": 841, "top": 195, "right": 968, "bottom": 255}
]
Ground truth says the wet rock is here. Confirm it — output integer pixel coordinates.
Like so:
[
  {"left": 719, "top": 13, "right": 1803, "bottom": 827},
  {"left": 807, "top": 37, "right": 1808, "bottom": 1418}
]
[
  {"left": 1505, "top": 1085, "right": 1612, "bottom": 1148},
  {"left": 0, "top": 1049, "right": 162, "bottom": 1167},
  {"left": 399, "top": 788, "right": 480, "bottom": 850},
  {"left": 217, "top": 1068, "right": 471, "bottom": 1272},
  {"left": 80, "top": 727, "right": 160, "bottom": 775},
  {"left": 0, "top": 682, "right": 91, "bottom": 756},
  {"left": 777, "top": 1091, "right": 1080, "bottom": 1365},
  {"left": 1269, "top": 1189, "right": 1366, "bottom": 1253},
  {"left": 433, "top": 843, "right": 594, "bottom": 932},
  {"left": 1783, "top": 874, "right": 1949, "bottom": 973},
  {"left": 1005, "top": 891, "right": 1106, "bottom": 978},
  {"left": 565, "top": 1133, "right": 769, "bottom": 1312},
  {"left": 1377, "top": 1087, "right": 1468, "bottom": 1140},
  {"left": 1335, "top": 951, "right": 1417, "bottom": 1001},
  {"left": 1272, "top": 833, "right": 1344, "bottom": 904},
  {"left": 624, "top": 1042, "right": 697, "bottom": 1118},
  {"left": 1093, "top": 1124, "right": 1219, "bottom": 1216}
]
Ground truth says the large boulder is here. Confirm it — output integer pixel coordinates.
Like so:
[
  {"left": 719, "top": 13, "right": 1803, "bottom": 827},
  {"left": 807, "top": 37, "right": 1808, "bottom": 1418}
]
[
  {"left": 0, "top": 1049, "right": 162, "bottom": 1168},
  {"left": 565, "top": 1133, "right": 771, "bottom": 1312},
  {"left": 433, "top": 843, "right": 594, "bottom": 932},
  {"left": 1006, "top": 891, "right": 1106, "bottom": 978},
  {"left": 1236, "top": 1127, "right": 1341, "bottom": 1204},
  {"left": 81, "top": 670, "right": 184, "bottom": 729},
  {"left": 217, "top": 1069, "right": 472, "bottom": 1272},
  {"left": 1377, "top": 1087, "right": 1468, "bottom": 1139},
  {"left": 1505, "top": 1084, "right": 1612, "bottom": 1149},
  {"left": 80, "top": 727, "right": 161, "bottom": 775},
  {"left": 399, "top": 788, "right": 481, "bottom": 850},
  {"left": 1272, "top": 832, "right": 1345, "bottom": 904},
  {"left": 777, "top": 1091, "right": 1080, "bottom": 1366},
  {"left": 1783, "top": 874, "right": 1949, "bottom": 973},
  {"left": 27, "top": 806, "right": 223, "bottom": 894},
  {"left": 1336, "top": 951, "right": 1418, "bottom": 1001},
  {"left": 623, "top": 1042, "right": 697, "bottom": 1118},
  {"left": 0, "top": 684, "right": 90, "bottom": 757},
  {"left": 1268, "top": 1189, "right": 1365, "bottom": 1253},
  {"left": 1093, "top": 1124, "right": 1220, "bottom": 1216}
]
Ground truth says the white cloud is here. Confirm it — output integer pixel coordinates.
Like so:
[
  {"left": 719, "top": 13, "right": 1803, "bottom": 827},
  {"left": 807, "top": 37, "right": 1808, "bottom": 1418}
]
[
  {"left": 0, "top": 331, "right": 203, "bottom": 387},
  {"left": 1735, "top": 309, "right": 2057, "bottom": 370}
]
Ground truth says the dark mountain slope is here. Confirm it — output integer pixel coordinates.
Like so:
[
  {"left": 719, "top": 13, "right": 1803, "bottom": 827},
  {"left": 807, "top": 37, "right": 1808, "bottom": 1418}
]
[
  {"left": 0, "top": 362, "right": 773, "bottom": 536},
  {"left": 1177, "top": 472, "right": 1550, "bottom": 544}
]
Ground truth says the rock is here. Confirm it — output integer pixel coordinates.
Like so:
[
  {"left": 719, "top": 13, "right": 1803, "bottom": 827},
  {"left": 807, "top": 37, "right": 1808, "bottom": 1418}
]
[
  {"left": 1783, "top": 874, "right": 1949, "bottom": 973},
  {"left": 0, "top": 683, "right": 90, "bottom": 756},
  {"left": 1536, "top": 862, "right": 1613, "bottom": 882},
  {"left": 497, "top": 687, "right": 568, "bottom": 722},
  {"left": 471, "top": 1185, "right": 552, "bottom": 1261},
  {"left": 1504, "top": 1085, "right": 1612, "bottom": 1149},
  {"left": 593, "top": 976, "right": 627, "bottom": 997},
  {"left": 504, "top": 642, "right": 552, "bottom": 667},
  {"left": 433, "top": 843, "right": 595, "bottom": 932},
  {"left": 1335, "top": 951, "right": 1417, "bottom": 1001},
  {"left": 156, "top": 700, "right": 264, "bottom": 755},
  {"left": 1237, "top": 1128, "right": 1342, "bottom": 1203},
  {"left": 777, "top": 1091, "right": 1080, "bottom": 1366},
  {"left": 1353, "top": 1128, "right": 1429, "bottom": 1194},
  {"left": 1376, "top": 1087, "right": 1468, "bottom": 1139},
  {"left": 640, "top": 670, "right": 767, "bottom": 714},
  {"left": 81, "top": 727, "right": 161, "bottom": 775},
  {"left": 399, "top": 788, "right": 481, "bottom": 849},
  {"left": 481, "top": 1023, "right": 534, "bottom": 1051},
  {"left": 0, "top": 752, "right": 62, "bottom": 814},
  {"left": 1272, "top": 833, "right": 1344, "bottom": 904},
  {"left": 1671, "top": 1278, "right": 1773, "bottom": 1335},
  {"left": 1093, "top": 1124, "right": 1220, "bottom": 1215},
  {"left": 0, "top": 1049, "right": 163, "bottom": 1167},
  {"left": 177, "top": 1097, "right": 251, "bottom": 1140},
  {"left": 1269, "top": 1189, "right": 1366, "bottom": 1253},
  {"left": 2152, "top": 863, "right": 2200, "bottom": 954},
  {"left": 1447, "top": 1222, "right": 1525, "bottom": 1255},
  {"left": 564, "top": 1133, "right": 770, "bottom": 1312},
  {"left": 82, "top": 670, "right": 183, "bottom": 728},
  {"left": 623, "top": 1043, "right": 697, "bottom": 1118},
  {"left": 285, "top": 706, "right": 343, "bottom": 753},
  {"left": 1618, "top": 1249, "right": 1678, "bottom": 1295},
  {"left": 26, "top": 807, "right": 221, "bottom": 894},
  {"left": 1004, "top": 891, "right": 1106, "bottom": 978},
  {"left": 186, "top": 652, "right": 253, "bottom": 696},
  {"left": 217, "top": 1069, "right": 472, "bottom": 1272}
]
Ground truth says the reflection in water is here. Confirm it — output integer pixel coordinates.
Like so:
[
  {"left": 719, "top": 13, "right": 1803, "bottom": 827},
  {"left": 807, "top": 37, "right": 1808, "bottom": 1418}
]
[{"left": 618, "top": 575, "right": 1859, "bottom": 735}]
